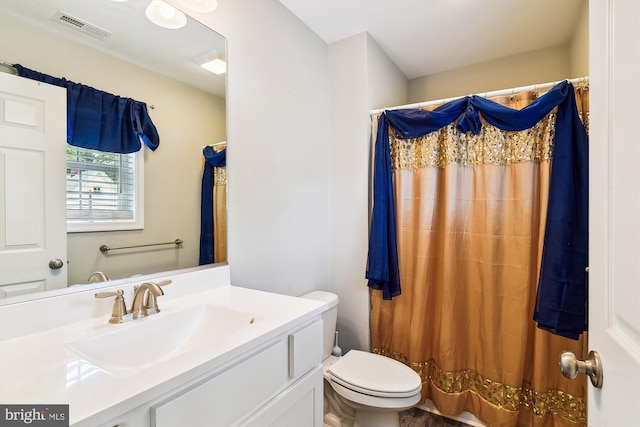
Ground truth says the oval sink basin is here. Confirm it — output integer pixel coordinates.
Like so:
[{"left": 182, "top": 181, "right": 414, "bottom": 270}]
[{"left": 66, "top": 305, "right": 257, "bottom": 377}]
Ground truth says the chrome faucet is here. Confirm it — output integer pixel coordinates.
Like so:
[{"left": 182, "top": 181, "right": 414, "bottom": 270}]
[{"left": 95, "top": 280, "right": 171, "bottom": 323}]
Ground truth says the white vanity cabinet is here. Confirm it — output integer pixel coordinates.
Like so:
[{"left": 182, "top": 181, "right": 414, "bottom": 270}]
[
  {"left": 96, "top": 320, "right": 323, "bottom": 427},
  {"left": 0, "top": 267, "right": 328, "bottom": 427}
]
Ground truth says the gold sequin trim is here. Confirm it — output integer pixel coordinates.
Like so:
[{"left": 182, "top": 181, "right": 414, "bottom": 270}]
[
  {"left": 579, "top": 111, "right": 589, "bottom": 135},
  {"left": 214, "top": 166, "right": 226, "bottom": 186},
  {"left": 373, "top": 348, "right": 586, "bottom": 423},
  {"left": 390, "top": 113, "right": 557, "bottom": 170}
]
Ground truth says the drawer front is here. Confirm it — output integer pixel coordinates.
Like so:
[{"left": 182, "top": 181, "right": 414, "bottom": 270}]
[
  {"left": 152, "top": 339, "right": 287, "bottom": 427},
  {"left": 288, "top": 319, "right": 322, "bottom": 379}
]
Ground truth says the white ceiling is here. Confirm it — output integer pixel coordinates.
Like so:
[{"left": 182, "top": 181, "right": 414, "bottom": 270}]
[{"left": 279, "top": 0, "right": 586, "bottom": 79}]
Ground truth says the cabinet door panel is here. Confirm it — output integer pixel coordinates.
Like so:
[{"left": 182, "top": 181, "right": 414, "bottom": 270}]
[
  {"left": 243, "top": 366, "right": 323, "bottom": 427},
  {"left": 152, "top": 340, "right": 287, "bottom": 427}
]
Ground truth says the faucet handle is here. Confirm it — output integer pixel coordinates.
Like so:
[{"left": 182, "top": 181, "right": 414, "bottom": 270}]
[{"left": 95, "top": 289, "right": 128, "bottom": 324}]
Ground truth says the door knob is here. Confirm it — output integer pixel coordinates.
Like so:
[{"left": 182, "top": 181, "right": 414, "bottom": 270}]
[
  {"left": 559, "top": 350, "right": 603, "bottom": 388},
  {"left": 48, "top": 258, "right": 64, "bottom": 269}
]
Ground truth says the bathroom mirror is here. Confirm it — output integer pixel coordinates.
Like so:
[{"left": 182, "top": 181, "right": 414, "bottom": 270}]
[{"left": 0, "top": 0, "right": 227, "bottom": 302}]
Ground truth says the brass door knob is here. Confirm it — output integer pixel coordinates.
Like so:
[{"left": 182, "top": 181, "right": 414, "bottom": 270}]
[{"left": 560, "top": 350, "right": 603, "bottom": 388}]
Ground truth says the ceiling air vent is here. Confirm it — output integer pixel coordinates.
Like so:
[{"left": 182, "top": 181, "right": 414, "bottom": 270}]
[{"left": 50, "top": 11, "right": 112, "bottom": 41}]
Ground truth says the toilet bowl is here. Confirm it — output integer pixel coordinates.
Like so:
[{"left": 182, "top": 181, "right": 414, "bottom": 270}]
[{"left": 301, "top": 291, "right": 422, "bottom": 427}]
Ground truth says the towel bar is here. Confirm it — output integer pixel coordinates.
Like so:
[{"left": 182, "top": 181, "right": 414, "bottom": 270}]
[{"left": 99, "top": 239, "right": 183, "bottom": 253}]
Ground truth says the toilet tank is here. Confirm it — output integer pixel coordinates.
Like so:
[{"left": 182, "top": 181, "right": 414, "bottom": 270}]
[{"left": 300, "top": 291, "right": 338, "bottom": 360}]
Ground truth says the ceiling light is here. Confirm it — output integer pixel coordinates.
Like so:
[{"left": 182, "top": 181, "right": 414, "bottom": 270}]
[
  {"left": 145, "top": 0, "right": 187, "bottom": 29},
  {"left": 200, "top": 58, "right": 226, "bottom": 75},
  {"left": 179, "top": 0, "right": 218, "bottom": 13},
  {"left": 195, "top": 51, "right": 226, "bottom": 75}
]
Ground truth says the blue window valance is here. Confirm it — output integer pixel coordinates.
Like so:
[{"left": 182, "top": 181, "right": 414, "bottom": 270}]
[
  {"left": 15, "top": 64, "right": 159, "bottom": 154},
  {"left": 199, "top": 146, "right": 226, "bottom": 265},
  {"left": 367, "top": 81, "right": 589, "bottom": 340}
]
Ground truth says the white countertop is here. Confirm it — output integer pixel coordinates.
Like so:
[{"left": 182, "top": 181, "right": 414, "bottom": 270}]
[{"left": 0, "top": 266, "right": 326, "bottom": 425}]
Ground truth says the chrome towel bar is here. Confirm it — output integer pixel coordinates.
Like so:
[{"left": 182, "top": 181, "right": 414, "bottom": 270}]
[{"left": 100, "top": 238, "right": 183, "bottom": 253}]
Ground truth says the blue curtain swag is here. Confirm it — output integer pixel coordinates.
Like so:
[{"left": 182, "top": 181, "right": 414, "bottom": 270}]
[
  {"left": 199, "top": 146, "right": 226, "bottom": 265},
  {"left": 15, "top": 64, "right": 159, "bottom": 154},
  {"left": 366, "top": 81, "right": 588, "bottom": 340}
]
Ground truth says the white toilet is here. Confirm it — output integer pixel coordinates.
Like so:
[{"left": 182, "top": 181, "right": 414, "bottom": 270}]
[{"left": 302, "top": 291, "right": 422, "bottom": 427}]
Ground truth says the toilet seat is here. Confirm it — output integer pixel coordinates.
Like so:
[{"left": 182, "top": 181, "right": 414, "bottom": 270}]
[
  {"left": 328, "top": 377, "right": 421, "bottom": 410},
  {"left": 326, "top": 350, "right": 422, "bottom": 399}
]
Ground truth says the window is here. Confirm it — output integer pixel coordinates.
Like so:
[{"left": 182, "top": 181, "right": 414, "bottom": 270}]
[{"left": 66, "top": 145, "right": 144, "bottom": 232}]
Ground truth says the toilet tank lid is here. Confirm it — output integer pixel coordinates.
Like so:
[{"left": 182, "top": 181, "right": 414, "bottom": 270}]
[{"left": 300, "top": 291, "right": 338, "bottom": 309}]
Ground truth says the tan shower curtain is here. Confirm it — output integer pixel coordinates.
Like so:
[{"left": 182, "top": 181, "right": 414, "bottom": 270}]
[
  {"left": 370, "top": 87, "right": 589, "bottom": 427},
  {"left": 213, "top": 152, "right": 227, "bottom": 263}
]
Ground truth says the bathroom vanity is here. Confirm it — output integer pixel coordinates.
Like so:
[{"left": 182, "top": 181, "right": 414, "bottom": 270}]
[{"left": 0, "top": 265, "right": 326, "bottom": 426}]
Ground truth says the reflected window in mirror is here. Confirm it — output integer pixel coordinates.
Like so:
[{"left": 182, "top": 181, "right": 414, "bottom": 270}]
[{"left": 66, "top": 146, "right": 144, "bottom": 232}]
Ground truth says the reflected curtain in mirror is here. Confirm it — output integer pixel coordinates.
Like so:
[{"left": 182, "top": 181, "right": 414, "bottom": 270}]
[
  {"left": 200, "top": 145, "right": 227, "bottom": 264},
  {"left": 369, "top": 83, "right": 589, "bottom": 427},
  {"left": 14, "top": 64, "right": 159, "bottom": 154}
]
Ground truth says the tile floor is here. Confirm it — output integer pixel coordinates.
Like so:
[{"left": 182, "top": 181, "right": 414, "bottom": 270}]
[{"left": 399, "top": 408, "right": 470, "bottom": 427}]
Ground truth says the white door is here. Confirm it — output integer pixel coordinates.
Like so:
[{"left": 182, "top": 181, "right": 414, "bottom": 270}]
[
  {"left": 0, "top": 72, "right": 67, "bottom": 297},
  {"left": 588, "top": 0, "right": 640, "bottom": 424}
]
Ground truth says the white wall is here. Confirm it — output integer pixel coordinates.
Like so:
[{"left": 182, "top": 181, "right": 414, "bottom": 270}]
[
  {"left": 366, "top": 34, "right": 409, "bottom": 111},
  {"left": 326, "top": 33, "right": 408, "bottom": 353},
  {"left": 327, "top": 33, "right": 370, "bottom": 353},
  {"left": 180, "top": 0, "right": 332, "bottom": 297}
]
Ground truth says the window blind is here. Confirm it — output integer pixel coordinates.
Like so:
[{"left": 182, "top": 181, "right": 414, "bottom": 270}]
[{"left": 66, "top": 145, "right": 136, "bottom": 220}]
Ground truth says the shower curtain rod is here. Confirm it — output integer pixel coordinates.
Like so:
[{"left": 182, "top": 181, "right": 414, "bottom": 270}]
[{"left": 369, "top": 76, "right": 589, "bottom": 115}]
